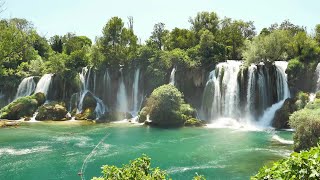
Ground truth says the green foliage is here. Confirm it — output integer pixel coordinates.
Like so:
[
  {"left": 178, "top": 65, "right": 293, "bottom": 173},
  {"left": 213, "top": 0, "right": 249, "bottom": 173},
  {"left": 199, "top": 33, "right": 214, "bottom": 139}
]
[
  {"left": 92, "top": 155, "right": 169, "bottom": 180},
  {"left": 44, "top": 53, "right": 67, "bottom": 75},
  {"left": 142, "top": 84, "right": 195, "bottom": 127},
  {"left": 166, "top": 28, "right": 197, "bottom": 50},
  {"left": 189, "top": 11, "right": 219, "bottom": 36},
  {"left": 295, "top": 91, "right": 309, "bottom": 110},
  {"left": 252, "top": 145, "right": 320, "bottom": 180},
  {"left": 100, "top": 16, "right": 138, "bottom": 66},
  {"left": 289, "top": 99, "right": 320, "bottom": 151},
  {"left": 64, "top": 35, "right": 92, "bottom": 55},
  {"left": 199, "top": 29, "right": 225, "bottom": 65},
  {"left": 148, "top": 22, "right": 169, "bottom": 50},
  {"left": 243, "top": 30, "right": 290, "bottom": 64}
]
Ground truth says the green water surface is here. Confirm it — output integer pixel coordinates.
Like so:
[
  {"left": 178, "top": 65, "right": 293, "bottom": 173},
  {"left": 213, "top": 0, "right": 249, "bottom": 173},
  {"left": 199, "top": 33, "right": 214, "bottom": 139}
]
[{"left": 0, "top": 122, "right": 293, "bottom": 180}]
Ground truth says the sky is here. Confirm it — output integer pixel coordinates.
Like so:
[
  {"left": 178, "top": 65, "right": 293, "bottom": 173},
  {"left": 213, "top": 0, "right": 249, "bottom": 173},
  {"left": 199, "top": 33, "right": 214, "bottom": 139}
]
[{"left": 1, "top": 0, "right": 319, "bottom": 43}]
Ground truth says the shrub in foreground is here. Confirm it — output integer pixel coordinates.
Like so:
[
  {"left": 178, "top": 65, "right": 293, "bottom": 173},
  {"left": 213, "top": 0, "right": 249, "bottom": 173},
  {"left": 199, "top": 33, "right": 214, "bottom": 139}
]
[
  {"left": 252, "top": 145, "right": 320, "bottom": 180},
  {"left": 289, "top": 99, "right": 320, "bottom": 151},
  {"left": 92, "top": 155, "right": 206, "bottom": 180}
]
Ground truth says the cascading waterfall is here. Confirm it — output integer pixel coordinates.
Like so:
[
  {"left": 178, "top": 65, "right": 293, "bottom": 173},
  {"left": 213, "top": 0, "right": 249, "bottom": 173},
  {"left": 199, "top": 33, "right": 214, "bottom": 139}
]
[
  {"left": 78, "top": 67, "right": 106, "bottom": 119},
  {"left": 132, "top": 68, "right": 142, "bottom": 116},
  {"left": 200, "top": 60, "right": 290, "bottom": 128},
  {"left": 116, "top": 69, "right": 128, "bottom": 113},
  {"left": 246, "top": 65, "right": 257, "bottom": 120},
  {"left": 258, "top": 61, "right": 290, "bottom": 127},
  {"left": 35, "top": 74, "right": 53, "bottom": 96},
  {"left": 103, "top": 69, "right": 112, "bottom": 104},
  {"left": 15, "top": 77, "right": 36, "bottom": 99},
  {"left": 169, "top": 67, "right": 176, "bottom": 85}
]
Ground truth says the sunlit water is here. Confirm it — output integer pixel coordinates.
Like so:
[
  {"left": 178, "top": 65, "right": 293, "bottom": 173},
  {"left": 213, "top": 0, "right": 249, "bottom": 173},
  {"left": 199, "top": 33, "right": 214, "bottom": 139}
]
[{"left": 0, "top": 122, "right": 293, "bottom": 180}]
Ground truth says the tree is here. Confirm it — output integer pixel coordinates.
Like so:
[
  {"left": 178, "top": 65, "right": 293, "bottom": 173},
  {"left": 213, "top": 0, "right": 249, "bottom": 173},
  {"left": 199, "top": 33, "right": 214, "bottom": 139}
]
[
  {"left": 166, "top": 28, "right": 196, "bottom": 50},
  {"left": 64, "top": 35, "right": 92, "bottom": 55},
  {"left": 218, "top": 18, "right": 256, "bottom": 59},
  {"left": 199, "top": 30, "right": 225, "bottom": 65},
  {"left": 44, "top": 53, "right": 66, "bottom": 75},
  {"left": 50, "top": 35, "right": 63, "bottom": 53},
  {"left": 149, "top": 22, "right": 168, "bottom": 50},
  {"left": 100, "top": 16, "right": 138, "bottom": 66},
  {"left": 315, "top": 24, "right": 320, "bottom": 44},
  {"left": 189, "top": 11, "right": 219, "bottom": 36}
]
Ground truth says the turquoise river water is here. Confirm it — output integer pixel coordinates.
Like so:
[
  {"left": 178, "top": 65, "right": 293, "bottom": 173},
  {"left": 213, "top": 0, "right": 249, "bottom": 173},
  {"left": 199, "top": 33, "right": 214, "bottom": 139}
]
[{"left": 0, "top": 121, "right": 293, "bottom": 180}]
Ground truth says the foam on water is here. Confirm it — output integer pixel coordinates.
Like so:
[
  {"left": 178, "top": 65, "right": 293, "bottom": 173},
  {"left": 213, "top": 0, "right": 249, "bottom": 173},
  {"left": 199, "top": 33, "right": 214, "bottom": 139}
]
[
  {"left": 0, "top": 146, "right": 51, "bottom": 156},
  {"left": 272, "top": 135, "right": 294, "bottom": 145}
]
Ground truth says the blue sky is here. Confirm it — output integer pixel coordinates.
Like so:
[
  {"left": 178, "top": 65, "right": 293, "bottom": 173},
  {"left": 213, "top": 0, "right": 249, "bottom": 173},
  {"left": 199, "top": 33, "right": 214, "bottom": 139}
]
[{"left": 2, "top": 0, "right": 319, "bottom": 42}]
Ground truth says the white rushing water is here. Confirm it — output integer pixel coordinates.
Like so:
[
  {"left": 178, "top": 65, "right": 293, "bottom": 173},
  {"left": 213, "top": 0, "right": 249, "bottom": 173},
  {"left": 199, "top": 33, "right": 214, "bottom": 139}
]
[
  {"left": 35, "top": 74, "right": 53, "bottom": 96},
  {"left": 201, "top": 60, "right": 290, "bottom": 129},
  {"left": 116, "top": 69, "right": 128, "bottom": 113},
  {"left": 169, "top": 67, "right": 176, "bottom": 86},
  {"left": 15, "top": 77, "right": 36, "bottom": 99},
  {"left": 78, "top": 67, "right": 106, "bottom": 119},
  {"left": 258, "top": 61, "right": 290, "bottom": 127},
  {"left": 132, "top": 68, "right": 141, "bottom": 116}
]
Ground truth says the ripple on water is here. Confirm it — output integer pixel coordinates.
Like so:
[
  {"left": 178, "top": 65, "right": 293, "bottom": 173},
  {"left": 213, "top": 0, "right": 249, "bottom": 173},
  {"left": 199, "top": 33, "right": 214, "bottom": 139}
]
[{"left": 0, "top": 146, "right": 51, "bottom": 156}]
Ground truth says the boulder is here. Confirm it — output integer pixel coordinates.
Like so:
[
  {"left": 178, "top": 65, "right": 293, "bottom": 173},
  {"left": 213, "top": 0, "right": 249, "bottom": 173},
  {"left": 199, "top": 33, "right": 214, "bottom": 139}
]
[
  {"left": 0, "top": 92, "right": 46, "bottom": 120},
  {"left": 272, "top": 98, "right": 296, "bottom": 129},
  {"left": 82, "top": 91, "right": 97, "bottom": 110},
  {"left": 75, "top": 108, "right": 96, "bottom": 120},
  {"left": 35, "top": 102, "right": 68, "bottom": 121}
]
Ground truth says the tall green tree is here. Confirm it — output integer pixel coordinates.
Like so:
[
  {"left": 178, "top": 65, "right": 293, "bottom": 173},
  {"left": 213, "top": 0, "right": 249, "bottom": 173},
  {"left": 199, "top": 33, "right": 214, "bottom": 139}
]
[
  {"left": 189, "top": 11, "right": 219, "bottom": 36},
  {"left": 49, "top": 35, "right": 63, "bottom": 53},
  {"left": 166, "top": 28, "right": 196, "bottom": 50},
  {"left": 315, "top": 24, "right": 320, "bottom": 44},
  {"left": 148, "top": 22, "right": 168, "bottom": 50},
  {"left": 100, "top": 16, "right": 138, "bottom": 66}
]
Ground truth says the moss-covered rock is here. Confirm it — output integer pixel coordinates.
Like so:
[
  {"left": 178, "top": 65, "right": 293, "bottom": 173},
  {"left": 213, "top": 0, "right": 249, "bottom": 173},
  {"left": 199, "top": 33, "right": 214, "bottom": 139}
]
[
  {"left": 184, "top": 118, "right": 205, "bottom": 127},
  {"left": 82, "top": 91, "right": 97, "bottom": 110},
  {"left": 75, "top": 108, "right": 96, "bottom": 120},
  {"left": 0, "top": 92, "right": 46, "bottom": 120},
  {"left": 35, "top": 102, "right": 68, "bottom": 121},
  {"left": 138, "top": 107, "right": 149, "bottom": 123},
  {"left": 272, "top": 98, "right": 296, "bottom": 129},
  {"left": 141, "top": 84, "right": 195, "bottom": 127}
]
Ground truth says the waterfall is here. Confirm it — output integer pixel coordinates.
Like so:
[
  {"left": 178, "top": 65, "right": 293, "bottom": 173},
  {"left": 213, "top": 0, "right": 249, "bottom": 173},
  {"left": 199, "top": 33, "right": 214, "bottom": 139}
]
[
  {"left": 15, "top": 77, "right": 36, "bottom": 99},
  {"left": 316, "top": 63, "right": 320, "bottom": 91},
  {"left": 200, "top": 60, "right": 290, "bottom": 128},
  {"left": 258, "top": 61, "right": 290, "bottom": 127},
  {"left": 132, "top": 68, "right": 141, "bottom": 115},
  {"left": 246, "top": 65, "right": 257, "bottom": 120},
  {"left": 35, "top": 74, "right": 53, "bottom": 96},
  {"left": 169, "top": 67, "right": 176, "bottom": 85},
  {"left": 103, "top": 69, "right": 112, "bottom": 106},
  {"left": 77, "top": 67, "right": 106, "bottom": 119},
  {"left": 116, "top": 69, "right": 128, "bottom": 113}
]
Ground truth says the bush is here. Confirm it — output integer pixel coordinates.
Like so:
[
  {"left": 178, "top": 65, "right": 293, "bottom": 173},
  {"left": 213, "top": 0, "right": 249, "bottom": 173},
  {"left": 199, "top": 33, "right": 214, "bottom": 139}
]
[
  {"left": 92, "top": 155, "right": 205, "bottom": 180},
  {"left": 92, "top": 155, "right": 168, "bottom": 180},
  {"left": 289, "top": 99, "right": 320, "bottom": 151},
  {"left": 252, "top": 145, "right": 320, "bottom": 180},
  {"left": 142, "top": 84, "right": 195, "bottom": 127},
  {"left": 295, "top": 91, "right": 309, "bottom": 110}
]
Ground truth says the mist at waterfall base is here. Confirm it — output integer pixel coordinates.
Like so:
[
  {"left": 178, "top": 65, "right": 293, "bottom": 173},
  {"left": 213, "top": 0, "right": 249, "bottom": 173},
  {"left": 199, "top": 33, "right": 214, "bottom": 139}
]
[
  {"left": 0, "top": 122, "right": 293, "bottom": 180},
  {"left": 200, "top": 61, "right": 290, "bottom": 129}
]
